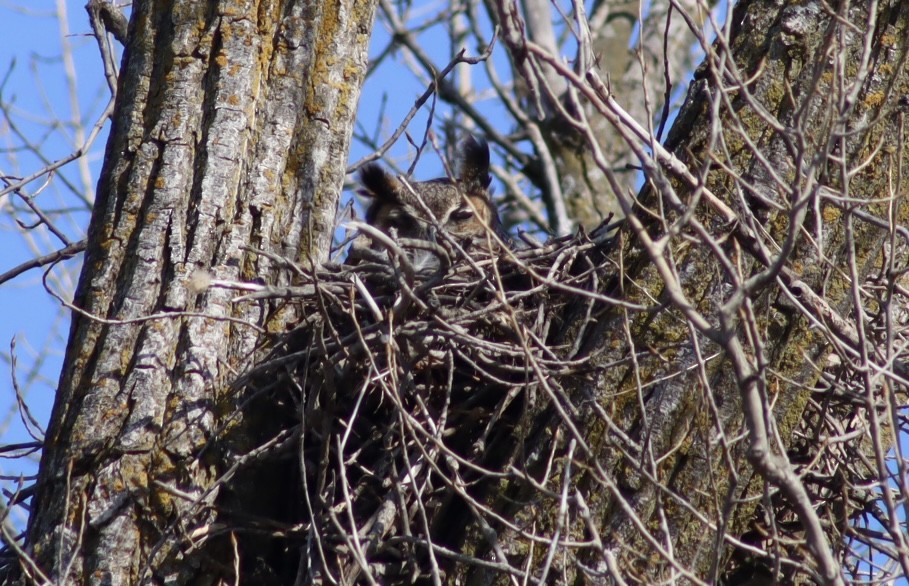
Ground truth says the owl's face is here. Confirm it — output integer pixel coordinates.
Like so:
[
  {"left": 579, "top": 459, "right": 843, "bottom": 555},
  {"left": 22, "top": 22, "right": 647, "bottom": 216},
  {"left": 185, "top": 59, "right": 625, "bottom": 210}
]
[
  {"left": 364, "top": 177, "right": 498, "bottom": 243},
  {"left": 354, "top": 137, "right": 502, "bottom": 256}
]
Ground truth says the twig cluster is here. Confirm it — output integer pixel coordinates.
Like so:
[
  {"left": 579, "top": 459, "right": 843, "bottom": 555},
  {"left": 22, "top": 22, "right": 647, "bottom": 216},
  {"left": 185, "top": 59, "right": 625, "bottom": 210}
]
[{"left": 235, "top": 228, "right": 622, "bottom": 584}]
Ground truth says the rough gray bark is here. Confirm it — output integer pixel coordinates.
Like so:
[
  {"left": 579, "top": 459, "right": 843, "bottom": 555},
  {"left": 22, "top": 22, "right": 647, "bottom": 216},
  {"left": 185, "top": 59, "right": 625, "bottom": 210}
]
[{"left": 21, "top": 1, "right": 375, "bottom": 583}]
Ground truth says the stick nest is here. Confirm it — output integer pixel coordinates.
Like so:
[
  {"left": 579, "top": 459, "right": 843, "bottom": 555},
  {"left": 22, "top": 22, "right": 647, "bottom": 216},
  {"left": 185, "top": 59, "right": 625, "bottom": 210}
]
[{"left": 231, "top": 226, "right": 618, "bottom": 583}]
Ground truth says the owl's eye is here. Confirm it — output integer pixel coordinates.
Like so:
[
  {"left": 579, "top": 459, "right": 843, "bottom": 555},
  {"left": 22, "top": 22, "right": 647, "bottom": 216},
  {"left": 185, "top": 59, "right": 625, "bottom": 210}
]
[{"left": 450, "top": 206, "right": 475, "bottom": 222}]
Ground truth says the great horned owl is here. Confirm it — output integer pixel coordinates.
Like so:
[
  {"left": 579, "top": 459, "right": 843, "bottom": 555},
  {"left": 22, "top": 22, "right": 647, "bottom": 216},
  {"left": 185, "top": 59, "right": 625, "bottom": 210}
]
[{"left": 349, "top": 137, "right": 504, "bottom": 269}]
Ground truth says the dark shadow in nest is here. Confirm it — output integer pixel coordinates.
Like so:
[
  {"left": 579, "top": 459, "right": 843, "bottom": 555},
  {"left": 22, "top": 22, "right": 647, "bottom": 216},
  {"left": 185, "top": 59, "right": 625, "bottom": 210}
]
[{"left": 218, "top": 219, "right": 621, "bottom": 584}]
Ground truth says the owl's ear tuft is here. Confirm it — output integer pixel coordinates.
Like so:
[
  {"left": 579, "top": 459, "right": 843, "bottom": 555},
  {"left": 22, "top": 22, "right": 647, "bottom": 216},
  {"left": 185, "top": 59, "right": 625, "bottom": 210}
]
[
  {"left": 458, "top": 136, "right": 491, "bottom": 195},
  {"left": 358, "top": 163, "right": 400, "bottom": 202}
]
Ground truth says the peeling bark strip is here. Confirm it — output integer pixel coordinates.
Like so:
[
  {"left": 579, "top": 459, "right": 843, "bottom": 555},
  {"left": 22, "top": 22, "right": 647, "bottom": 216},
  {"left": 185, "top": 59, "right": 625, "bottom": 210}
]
[{"left": 23, "top": 1, "right": 376, "bottom": 583}]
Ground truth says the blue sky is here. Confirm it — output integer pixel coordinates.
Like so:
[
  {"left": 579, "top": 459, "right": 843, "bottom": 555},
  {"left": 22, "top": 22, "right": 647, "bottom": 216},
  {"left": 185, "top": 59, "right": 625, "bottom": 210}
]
[{"left": 0, "top": 2, "right": 104, "bottom": 502}]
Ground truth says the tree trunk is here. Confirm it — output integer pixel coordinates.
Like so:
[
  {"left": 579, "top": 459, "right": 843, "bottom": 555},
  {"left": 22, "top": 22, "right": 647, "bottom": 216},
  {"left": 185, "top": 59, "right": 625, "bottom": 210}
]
[{"left": 22, "top": 1, "right": 375, "bottom": 583}]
